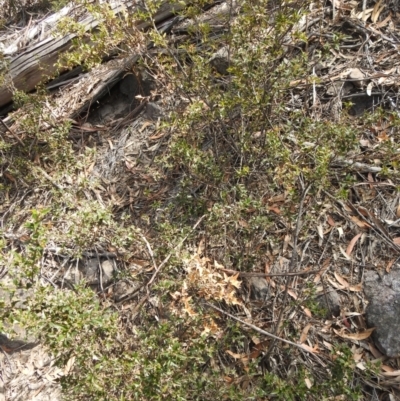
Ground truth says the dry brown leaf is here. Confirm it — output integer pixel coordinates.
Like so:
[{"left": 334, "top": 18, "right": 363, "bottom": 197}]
[
  {"left": 386, "top": 258, "right": 396, "bottom": 273},
  {"left": 238, "top": 219, "right": 249, "bottom": 228},
  {"left": 268, "top": 206, "right": 281, "bottom": 215},
  {"left": 367, "top": 172, "right": 374, "bottom": 183},
  {"left": 327, "top": 215, "right": 336, "bottom": 227},
  {"left": 376, "top": 14, "right": 391, "bottom": 28},
  {"left": 369, "top": 342, "right": 384, "bottom": 358},
  {"left": 224, "top": 273, "right": 241, "bottom": 289},
  {"left": 182, "top": 296, "right": 197, "bottom": 316},
  {"left": 396, "top": 204, "right": 400, "bottom": 218},
  {"left": 64, "top": 355, "right": 75, "bottom": 375},
  {"left": 382, "top": 364, "right": 395, "bottom": 373},
  {"left": 201, "top": 318, "right": 221, "bottom": 336},
  {"left": 328, "top": 277, "right": 345, "bottom": 290},
  {"left": 248, "top": 349, "right": 262, "bottom": 359},
  {"left": 140, "top": 121, "right": 153, "bottom": 132},
  {"left": 348, "top": 283, "right": 363, "bottom": 292},
  {"left": 314, "top": 258, "right": 331, "bottom": 283},
  {"left": 226, "top": 350, "right": 248, "bottom": 364},
  {"left": 301, "top": 343, "right": 319, "bottom": 353},
  {"left": 299, "top": 323, "right": 312, "bottom": 344},
  {"left": 334, "top": 327, "right": 375, "bottom": 340},
  {"left": 346, "top": 233, "right": 362, "bottom": 256},
  {"left": 317, "top": 224, "right": 324, "bottom": 240},
  {"left": 265, "top": 262, "right": 270, "bottom": 274},
  {"left": 302, "top": 307, "right": 312, "bottom": 318},
  {"left": 393, "top": 237, "right": 400, "bottom": 245},
  {"left": 371, "top": 0, "right": 384, "bottom": 23},
  {"left": 340, "top": 246, "right": 352, "bottom": 261},
  {"left": 381, "top": 370, "right": 400, "bottom": 377},
  {"left": 334, "top": 272, "right": 350, "bottom": 288},
  {"left": 350, "top": 216, "right": 371, "bottom": 229},
  {"left": 356, "top": 8, "right": 373, "bottom": 22},
  {"left": 4, "top": 172, "right": 16, "bottom": 182}
]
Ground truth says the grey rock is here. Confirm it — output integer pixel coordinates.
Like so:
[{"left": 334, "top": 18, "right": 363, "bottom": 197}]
[
  {"left": 113, "top": 280, "right": 141, "bottom": 302},
  {"left": 81, "top": 258, "right": 99, "bottom": 283},
  {"left": 210, "top": 46, "right": 231, "bottom": 75},
  {"left": 347, "top": 67, "right": 366, "bottom": 88},
  {"left": 101, "top": 260, "right": 115, "bottom": 284},
  {"left": 326, "top": 81, "right": 353, "bottom": 96},
  {"left": 146, "top": 102, "right": 163, "bottom": 120},
  {"left": 316, "top": 288, "right": 341, "bottom": 317},
  {"left": 13, "top": 288, "right": 34, "bottom": 310},
  {"left": 248, "top": 277, "right": 270, "bottom": 301},
  {"left": 64, "top": 267, "right": 82, "bottom": 285},
  {"left": 0, "top": 286, "right": 34, "bottom": 310},
  {"left": 364, "top": 269, "right": 400, "bottom": 357}
]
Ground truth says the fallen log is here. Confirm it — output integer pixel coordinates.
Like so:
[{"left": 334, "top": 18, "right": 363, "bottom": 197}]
[{"left": 0, "top": 0, "right": 188, "bottom": 109}]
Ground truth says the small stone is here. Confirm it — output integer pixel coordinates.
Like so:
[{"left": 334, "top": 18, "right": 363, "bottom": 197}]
[
  {"left": 248, "top": 277, "right": 270, "bottom": 301},
  {"left": 101, "top": 260, "right": 115, "bottom": 284},
  {"left": 64, "top": 267, "right": 82, "bottom": 285},
  {"left": 146, "top": 102, "right": 163, "bottom": 120},
  {"left": 210, "top": 46, "right": 231, "bottom": 75},
  {"left": 113, "top": 280, "right": 140, "bottom": 302},
  {"left": 316, "top": 289, "right": 341, "bottom": 318},
  {"left": 12, "top": 288, "right": 34, "bottom": 310},
  {"left": 81, "top": 258, "right": 98, "bottom": 282},
  {"left": 326, "top": 81, "right": 353, "bottom": 96},
  {"left": 347, "top": 68, "right": 366, "bottom": 88}
]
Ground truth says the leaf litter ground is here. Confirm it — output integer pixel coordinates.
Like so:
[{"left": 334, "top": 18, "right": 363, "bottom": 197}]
[{"left": 2, "top": 0, "right": 400, "bottom": 400}]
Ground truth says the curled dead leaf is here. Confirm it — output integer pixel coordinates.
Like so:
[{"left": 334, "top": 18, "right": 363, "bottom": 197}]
[
  {"left": 381, "top": 370, "right": 400, "bottom": 377},
  {"left": 346, "top": 233, "right": 362, "bottom": 256},
  {"left": 300, "top": 343, "right": 319, "bottom": 353},
  {"left": 299, "top": 323, "right": 312, "bottom": 344},
  {"left": 350, "top": 216, "right": 371, "bottom": 229},
  {"left": 333, "top": 327, "right": 375, "bottom": 340}
]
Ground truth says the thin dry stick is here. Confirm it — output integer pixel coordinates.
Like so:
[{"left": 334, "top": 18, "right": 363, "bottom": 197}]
[
  {"left": 0, "top": 118, "right": 24, "bottom": 145},
  {"left": 219, "top": 267, "right": 322, "bottom": 278},
  {"left": 262, "top": 184, "right": 311, "bottom": 363},
  {"left": 204, "top": 302, "right": 316, "bottom": 354},
  {"left": 140, "top": 233, "right": 158, "bottom": 271}
]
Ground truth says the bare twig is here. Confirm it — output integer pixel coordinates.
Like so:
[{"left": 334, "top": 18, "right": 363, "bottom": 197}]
[
  {"left": 204, "top": 302, "right": 317, "bottom": 354},
  {"left": 140, "top": 233, "right": 158, "bottom": 271},
  {"left": 0, "top": 118, "right": 24, "bottom": 145},
  {"left": 219, "top": 267, "right": 322, "bottom": 278}
]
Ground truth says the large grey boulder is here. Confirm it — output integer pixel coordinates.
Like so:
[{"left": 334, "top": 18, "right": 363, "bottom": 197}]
[{"left": 364, "top": 269, "right": 400, "bottom": 357}]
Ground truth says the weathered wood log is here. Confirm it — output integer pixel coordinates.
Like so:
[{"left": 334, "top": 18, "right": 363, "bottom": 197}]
[{"left": 0, "top": 0, "right": 188, "bottom": 108}]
